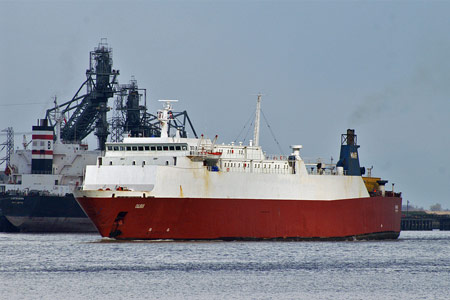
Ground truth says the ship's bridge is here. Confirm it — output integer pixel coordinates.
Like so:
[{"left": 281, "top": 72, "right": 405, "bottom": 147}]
[
  {"left": 102, "top": 135, "right": 213, "bottom": 168},
  {"left": 106, "top": 142, "right": 189, "bottom": 154}
]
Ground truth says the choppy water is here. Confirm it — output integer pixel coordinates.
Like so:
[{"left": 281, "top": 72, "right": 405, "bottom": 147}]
[{"left": 0, "top": 231, "right": 449, "bottom": 300}]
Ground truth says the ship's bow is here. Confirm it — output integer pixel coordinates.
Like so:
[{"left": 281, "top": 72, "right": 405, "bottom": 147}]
[{"left": 74, "top": 190, "right": 112, "bottom": 237}]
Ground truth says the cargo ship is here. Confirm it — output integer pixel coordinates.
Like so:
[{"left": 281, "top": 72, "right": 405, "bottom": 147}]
[
  {"left": 75, "top": 98, "right": 402, "bottom": 240},
  {"left": 0, "top": 41, "right": 198, "bottom": 233},
  {"left": 0, "top": 108, "right": 98, "bottom": 232}
]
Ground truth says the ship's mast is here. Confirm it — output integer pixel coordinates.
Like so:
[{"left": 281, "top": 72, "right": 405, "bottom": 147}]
[
  {"left": 253, "top": 94, "right": 262, "bottom": 147},
  {"left": 157, "top": 100, "right": 178, "bottom": 138},
  {"left": 53, "top": 97, "right": 64, "bottom": 144}
]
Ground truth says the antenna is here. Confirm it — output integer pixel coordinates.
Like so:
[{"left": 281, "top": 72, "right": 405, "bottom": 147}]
[
  {"left": 157, "top": 100, "right": 179, "bottom": 138},
  {"left": 253, "top": 93, "right": 263, "bottom": 147},
  {"left": 52, "top": 96, "right": 63, "bottom": 143}
]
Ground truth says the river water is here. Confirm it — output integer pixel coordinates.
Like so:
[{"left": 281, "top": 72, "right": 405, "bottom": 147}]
[{"left": 0, "top": 231, "right": 449, "bottom": 299}]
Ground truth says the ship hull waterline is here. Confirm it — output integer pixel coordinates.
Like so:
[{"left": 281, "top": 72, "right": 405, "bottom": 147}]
[{"left": 76, "top": 195, "right": 402, "bottom": 240}]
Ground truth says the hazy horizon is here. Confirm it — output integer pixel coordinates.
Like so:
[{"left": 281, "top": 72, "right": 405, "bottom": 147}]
[{"left": 1, "top": 1, "right": 449, "bottom": 210}]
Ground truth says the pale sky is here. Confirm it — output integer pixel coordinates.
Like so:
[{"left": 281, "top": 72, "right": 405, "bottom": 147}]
[{"left": 1, "top": 0, "right": 449, "bottom": 209}]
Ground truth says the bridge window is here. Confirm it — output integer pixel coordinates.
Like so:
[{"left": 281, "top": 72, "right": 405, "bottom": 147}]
[
  {"left": 132, "top": 146, "right": 138, "bottom": 151},
  {"left": 157, "top": 146, "right": 162, "bottom": 151},
  {"left": 138, "top": 146, "right": 144, "bottom": 151},
  {"left": 182, "top": 145, "right": 187, "bottom": 150},
  {"left": 169, "top": 146, "right": 175, "bottom": 151},
  {"left": 114, "top": 146, "right": 119, "bottom": 151},
  {"left": 120, "top": 146, "right": 125, "bottom": 151},
  {"left": 107, "top": 146, "right": 112, "bottom": 150},
  {"left": 176, "top": 146, "right": 181, "bottom": 151},
  {"left": 144, "top": 146, "right": 150, "bottom": 151},
  {"left": 163, "top": 146, "right": 169, "bottom": 151},
  {"left": 151, "top": 146, "right": 156, "bottom": 151},
  {"left": 126, "top": 146, "right": 131, "bottom": 151}
]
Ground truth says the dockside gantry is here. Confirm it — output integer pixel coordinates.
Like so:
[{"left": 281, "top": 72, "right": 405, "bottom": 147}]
[
  {"left": 45, "top": 40, "right": 197, "bottom": 150},
  {"left": 45, "top": 39, "right": 118, "bottom": 151}
]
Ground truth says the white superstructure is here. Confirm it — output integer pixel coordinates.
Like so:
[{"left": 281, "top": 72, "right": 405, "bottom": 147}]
[
  {"left": 0, "top": 106, "right": 99, "bottom": 196},
  {"left": 80, "top": 100, "right": 370, "bottom": 201}
]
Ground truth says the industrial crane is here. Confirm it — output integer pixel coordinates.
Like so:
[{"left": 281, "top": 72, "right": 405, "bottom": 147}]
[
  {"left": 43, "top": 40, "right": 197, "bottom": 150},
  {"left": 45, "top": 39, "right": 118, "bottom": 151}
]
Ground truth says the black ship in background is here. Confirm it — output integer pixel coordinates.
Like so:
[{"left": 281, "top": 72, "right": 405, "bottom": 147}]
[{"left": 0, "top": 40, "right": 196, "bottom": 232}]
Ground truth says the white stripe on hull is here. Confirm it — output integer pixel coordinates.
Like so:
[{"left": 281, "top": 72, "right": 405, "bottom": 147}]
[{"left": 83, "top": 161, "right": 369, "bottom": 201}]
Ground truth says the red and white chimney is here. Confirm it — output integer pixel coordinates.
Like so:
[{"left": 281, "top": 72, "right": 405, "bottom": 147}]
[{"left": 31, "top": 119, "right": 54, "bottom": 174}]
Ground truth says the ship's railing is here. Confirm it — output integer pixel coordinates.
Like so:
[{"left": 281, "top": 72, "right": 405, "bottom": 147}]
[
  {"left": 220, "top": 163, "right": 293, "bottom": 175},
  {"left": 188, "top": 150, "right": 222, "bottom": 160},
  {"left": 219, "top": 151, "right": 265, "bottom": 160},
  {"left": 0, "top": 189, "right": 52, "bottom": 196},
  {"left": 265, "top": 155, "right": 288, "bottom": 161},
  {"left": 369, "top": 191, "right": 402, "bottom": 198},
  {"left": 304, "top": 163, "right": 341, "bottom": 175}
]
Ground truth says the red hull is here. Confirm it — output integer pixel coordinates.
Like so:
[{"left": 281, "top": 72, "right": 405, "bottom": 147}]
[{"left": 77, "top": 196, "right": 402, "bottom": 240}]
